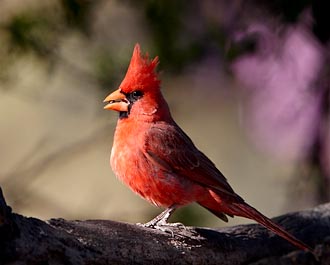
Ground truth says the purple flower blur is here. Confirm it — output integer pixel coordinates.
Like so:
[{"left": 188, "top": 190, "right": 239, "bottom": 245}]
[{"left": 232, "top": 24, "right": 325, "bottom": 161}]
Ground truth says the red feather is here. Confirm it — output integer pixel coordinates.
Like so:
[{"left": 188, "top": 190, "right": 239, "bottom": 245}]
[{"left": 105, "top": 43, "right": 313, "bottom": 253}]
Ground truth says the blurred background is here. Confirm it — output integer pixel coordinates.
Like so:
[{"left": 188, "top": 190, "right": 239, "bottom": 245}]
[{"left": 0, "top": 0, "right": 329, "bottom": 227}]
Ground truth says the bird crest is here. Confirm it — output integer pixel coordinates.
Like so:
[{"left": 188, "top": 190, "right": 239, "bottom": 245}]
[{"left": 119, "top": 44, "right": 160, "bottom": 93}]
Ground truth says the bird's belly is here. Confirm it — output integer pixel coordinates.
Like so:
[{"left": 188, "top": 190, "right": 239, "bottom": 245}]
[
  {"left": 110, "top": 146, "right": 201, "bottom": 207},
  {"left": 129, "top": 172, "right": 196, "bottom": 207}
]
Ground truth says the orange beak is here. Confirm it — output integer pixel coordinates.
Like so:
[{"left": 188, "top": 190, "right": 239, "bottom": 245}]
[{"left": 103, "top": 89, "right": 129, "bottom": 112}]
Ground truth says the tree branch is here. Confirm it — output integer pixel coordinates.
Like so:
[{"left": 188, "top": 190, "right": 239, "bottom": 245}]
[{"left": 0, "top": 186, "right": 329, "bottom": 264}]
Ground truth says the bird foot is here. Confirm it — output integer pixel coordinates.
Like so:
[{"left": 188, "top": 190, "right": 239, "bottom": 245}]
[
  {"left": 137, "top": 221, "right": 186, "bottom": 237},
  {"left": 136, "top": 206, "right": 185, "bottom": 236},
  {"left": 159, "top": 221, "right": 187, "bottom": 230}
]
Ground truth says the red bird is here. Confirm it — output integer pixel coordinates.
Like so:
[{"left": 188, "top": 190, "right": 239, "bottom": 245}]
[{"left": 104, "top": 44, "right": 312, "bottom": 252}]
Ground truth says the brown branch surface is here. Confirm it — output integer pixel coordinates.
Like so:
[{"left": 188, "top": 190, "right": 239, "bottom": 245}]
[{"left": 0, "top": 186, "right": 330, "bottom": 265}]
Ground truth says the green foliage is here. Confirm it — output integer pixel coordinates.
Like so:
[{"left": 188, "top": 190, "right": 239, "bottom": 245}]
[
  {"left": 0, "top": 0, "right": 317, "bottom": 90},
  {"left": 94, "top": 50, "right": 129, "bottom": 90},
  {"left": 5, "top": 13, "right": 56, "bottom": 56},
  {"left": 130, "top": 0, "right": 205, "bottom": 72},
  {"left": 60, "top": 0, "right": 96, "bottom": 34}
]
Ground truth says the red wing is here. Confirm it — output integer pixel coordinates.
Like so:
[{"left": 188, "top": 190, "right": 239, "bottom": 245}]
[{"left": 144, "top": 122, "right": 237, "bottom": 197}]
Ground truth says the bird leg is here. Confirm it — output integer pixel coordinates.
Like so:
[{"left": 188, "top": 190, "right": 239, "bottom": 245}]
[
  {"left": 138, "top": 205, "right": 186, "bottom": 235},
  {"left": 145, "top": 205, "right": 177, "bottom": 227}
]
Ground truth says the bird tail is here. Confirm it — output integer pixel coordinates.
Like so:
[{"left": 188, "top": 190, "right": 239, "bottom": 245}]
[{"left": 230, "top": 202, "right": 313, "bottom": 253}]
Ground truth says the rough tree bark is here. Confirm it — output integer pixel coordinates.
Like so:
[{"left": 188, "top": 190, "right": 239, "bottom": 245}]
[{"left": 0, "top": 186, "right": 329, "bottom": 265}]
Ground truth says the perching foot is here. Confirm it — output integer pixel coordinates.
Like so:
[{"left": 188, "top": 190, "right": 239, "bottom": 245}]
[{"left": 136, "top": 205, "right": 186, "bottom": 236}]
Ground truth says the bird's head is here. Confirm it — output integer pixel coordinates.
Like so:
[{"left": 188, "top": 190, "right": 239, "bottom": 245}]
[{"left": 104, "top": 44, "right": 170, "bottom": 121}]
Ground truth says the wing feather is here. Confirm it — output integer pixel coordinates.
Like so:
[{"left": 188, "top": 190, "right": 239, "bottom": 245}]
[{"left": 144, "top": 122, "right": 237, "bottom": 198}]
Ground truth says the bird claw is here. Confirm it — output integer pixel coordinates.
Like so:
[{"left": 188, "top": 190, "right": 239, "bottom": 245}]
[
  {"left": 153, "top": 225, "right": 175, "bottom": 237},
  {"left": 160, "top": 221, "right": 187, "bottom": 230},
  {"left": 136, "top": 220, "right": 186, "bottom": 237}
]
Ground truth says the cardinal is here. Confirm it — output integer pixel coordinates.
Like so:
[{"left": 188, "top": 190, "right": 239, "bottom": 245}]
[{"left": 104, "top": 44, "right": 312, "bottom": 252}]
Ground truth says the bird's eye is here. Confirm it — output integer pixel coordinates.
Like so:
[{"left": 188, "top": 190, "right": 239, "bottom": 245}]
[{"left": 131, "top": 90, "right": 143, "bottom": 100}]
